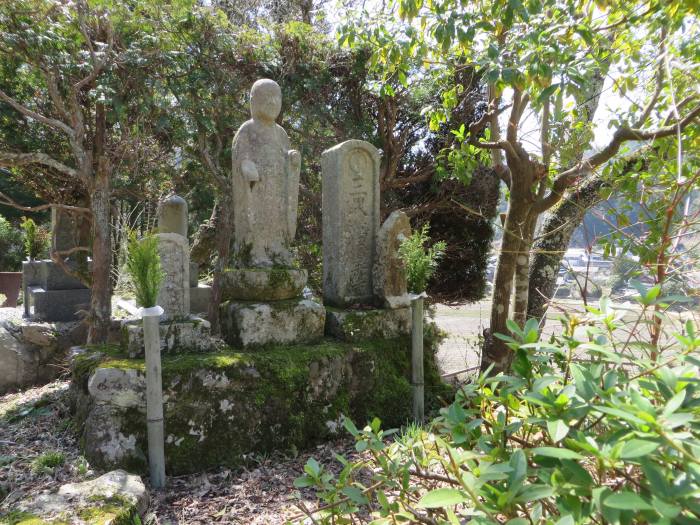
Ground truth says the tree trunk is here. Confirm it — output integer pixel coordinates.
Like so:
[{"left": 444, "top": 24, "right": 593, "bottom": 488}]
[
  {"left": 208, "top": 190, "right": 234, "bottom": 333},
  {"left": 87, "top": 165, "right": 112, "bottom": 344},
  {"left": 481, "top": 195, "right": 531, "bottom": 372},
  {"left": 513, "top": 213, "right": 537, "bottom": 327},
  {"left": 527, "top": 174, "right": 606, "bottom": 321}
]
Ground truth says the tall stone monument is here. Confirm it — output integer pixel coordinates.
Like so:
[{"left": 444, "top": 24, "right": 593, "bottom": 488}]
[
  {"left": 322, "top": 140, "right": 381, "bottom": 307},
  {"left": 322, "top": 140, "right": 411, "bottom": 341},
  {"left": 156, "top": 195, "right": 190, "bottom": 319},
  {"left": 220, "top": 79, "right": 324, "bottom": 347}
]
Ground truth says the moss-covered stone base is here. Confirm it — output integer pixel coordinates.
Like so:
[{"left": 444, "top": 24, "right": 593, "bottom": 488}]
[
  {"left": 325, "top": 307, "right": 411, "bottom": 342},
  {"left": 70, "top": 337, "right": 451, "bottom": 475}
]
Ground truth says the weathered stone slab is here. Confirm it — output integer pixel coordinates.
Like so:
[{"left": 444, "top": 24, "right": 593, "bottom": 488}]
[
  {"left": 373, "top": 210, "right": 411, "bottom": 309},
  {"left": 325, "top": 307, "right": 411, "bottom": 342},
  {"left": 14, "top": 469, "right": 147, "bottom": 523},
  {"left": 156, "top": 232, "right": 190, "bottom": 319},
  {"left": 30, "top": 287, "right": 91, "bottom": 322},
  {"left": 121, "top": 316, "right": 214, "bottom": 358},
  {"left": 41, "top": 260, "right": 89, "bottom": 290},
  {"left": 322, "top": 139, "right": 381, "bottom": 307},
  {"left": 221, "top": 268, "right": 307, "bottom": 301},
  {"left": 220, "top": 298, "right": 325, "bottom": 348},
  {"left": 189, "top": 261, "right": 199, "bottom": 288},
  {"left": 70, "top": 338, "right": 448, "bottom": 474}
]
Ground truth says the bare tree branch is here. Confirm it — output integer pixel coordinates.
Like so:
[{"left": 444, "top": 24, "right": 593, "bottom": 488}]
[
  {"left": 634, "top": 29, "right": 666, "bottom": 128},
  {"left": 0, "top": 88, "right": 74, "bottom": 137},
  {"left": 0, "top": 151, "right": 79, "bottom": 178},
  {"left": 534, "top": 103, "right": 700, "bottom": 213},
  {"left": 0, "top": 190, "right": 92, "bottom": 214}
]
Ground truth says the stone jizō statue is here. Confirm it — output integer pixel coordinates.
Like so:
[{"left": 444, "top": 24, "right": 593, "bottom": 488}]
[{"left": 231, "top": 78, "right": 301, "bottom": 268}]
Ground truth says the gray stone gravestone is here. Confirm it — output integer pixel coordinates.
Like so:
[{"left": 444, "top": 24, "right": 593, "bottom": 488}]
[
  {"left": 156, "top": 195, "right": 190, "bottom": 319},
  {"left": 321, "top": 141, "right": 411, "bottom": 341},
  {"left": 321, "top": 139, "right": 381, "bottom": 307}
]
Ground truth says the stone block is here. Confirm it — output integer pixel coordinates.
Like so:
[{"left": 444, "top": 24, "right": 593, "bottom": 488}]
[
  {"left": 42, "top": 260, "right": 89, "bottom": 290},
  {"left": 120, "top": 316, "right": 214, "bottom": 358},
  {"left": 221, "top": 267, "right": 307, "bottom": 301},
  {"left": 220, "top": 298, "right": 325, "bottom": 348},
  {"left": 15, "top": 469, "right": 148, "bottom": 523},
  {"left": 373, "top": 211, "right": 411, "bottom": 308},
  {"left": 190, "top": 284, "right": 212, "bottom": 315},
  {"left": 30, "top": 286, "right": 91, "bottom": 322},
  {"left": 325, "top": 307, "right": 411, "bottom": 342},
  {"left": 70, "top": 337, "right": 449, "bottom": 474}
]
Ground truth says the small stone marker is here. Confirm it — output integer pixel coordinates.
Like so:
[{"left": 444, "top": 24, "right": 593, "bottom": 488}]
[
  {"left": 373, "top": 210, "right": 411, "bottom": 309},
  {"left": 322, "top": 139, "right": 381, "bottom": 307},
  {"left": 156, "top": 195, "right": 190, "bottom": 319}
]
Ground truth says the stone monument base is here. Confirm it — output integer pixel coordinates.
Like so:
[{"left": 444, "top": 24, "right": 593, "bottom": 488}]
[
  {"left": 325, "top": 307, "right": 411, "bottom": 342},
  {"left": 221, "top": 268, "right": 307, "bottom": 301},
  {"left": 190, "top": 284, "right": 212, "bottom": 316},
  {"left": 0, "top": 318, "right": 87, "bottom": 394},
  {"left": 120, "top": 315, "right": 215, "bottom": 358},
  {"left": 220, "top": 297, "right": 324, "bottom": 348},
  {"left": 69, "top": 337, "right": 450, "bottom": 474}
]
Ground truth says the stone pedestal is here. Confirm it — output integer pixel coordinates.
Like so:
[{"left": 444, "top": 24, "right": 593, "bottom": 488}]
[
  {"left": 220, "top": 298, "right": 325, "bottom": 348},
  {"left": 121, "top": 316, "right": 215, "bottom": 358},
  {"left": 325, "top": 307, "right": 411, "bottom": 342}
]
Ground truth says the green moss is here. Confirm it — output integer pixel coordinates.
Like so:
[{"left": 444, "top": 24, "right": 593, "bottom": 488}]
[{"left": 80, "top": 495, "right": 138, "bottom": 525}]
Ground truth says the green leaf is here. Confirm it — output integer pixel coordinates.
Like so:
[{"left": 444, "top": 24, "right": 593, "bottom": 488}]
[
  {"left": 417, "top": 488, "right": 467, "bottom": 508},
  {"left": 531, "top": 447, "right": 583, "bottom": 460},
  {"left": 546, "top": 419, "right": 570, "bottom": 443},
  {"left": 342, "top": 486, "right": 369, "bottom": 505},
  {"left": 536, "top": 83, "right": 559, "bottom": 105},
  {"left": 514, "top": 484, "right": 554, "bottom": 503},
  {"left": 604, "top": 491, "right": 653, "bottom": 510},
  {"left": 663, "top": 389, "right": 686, "bottom": 416},
  {"left": 619, "top": 439, "right": 659, "bottom": 459}
]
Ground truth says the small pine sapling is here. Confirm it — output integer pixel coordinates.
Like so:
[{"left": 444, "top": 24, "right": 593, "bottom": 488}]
[{"left": 125, "top": 231, "right": 164, "bottom": 308}]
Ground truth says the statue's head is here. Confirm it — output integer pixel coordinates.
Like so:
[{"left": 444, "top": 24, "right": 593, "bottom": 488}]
[{"left": 250, "top": 79, "right": 282, "bottom": 122}]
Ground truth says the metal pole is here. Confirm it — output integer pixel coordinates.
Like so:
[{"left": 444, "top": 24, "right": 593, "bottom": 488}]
[
  {"left": 142, "top": 305, "right": 165, "bottom": 489},
  {"left": 411, "top": 294, "right": 424, "bottom": 422}
]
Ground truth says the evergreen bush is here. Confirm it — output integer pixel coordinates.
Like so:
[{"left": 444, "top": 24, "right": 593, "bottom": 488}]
[
  {"left": 398, "top": 224, "right": 446, "bottom": 293},
  {"left": 293, "top": 291, "right": 700, "bottom": 524},
  {"left": 125, "top": 232, "right": 164, "bottom": 308},
  {"left": 0, "top": 215, "right": 24, "bottom": 271}
]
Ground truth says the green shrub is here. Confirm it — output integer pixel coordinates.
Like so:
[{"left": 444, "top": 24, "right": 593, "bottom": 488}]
[
  {"left": 398, "top": 224, "right": 446, "bottom": 293},
  {"left": 125, "top": 232, "right": 164, "bottom": 308},
  {"left": 20, "top": 216, "right": 49, "bottom": 260},
  {"left": 0, "top": 215, "right": 23, "bottom": 271},
  {"left": 293, "top": 293, "right": 700, "bottom": 524}
]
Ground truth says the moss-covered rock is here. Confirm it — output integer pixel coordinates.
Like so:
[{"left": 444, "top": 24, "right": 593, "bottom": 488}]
[
  {"left": 2, "top": 470, "right": 146, "bottom": 525},
  {"left": 70, "top": 337, "right": 451, "bottom": 475}
]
